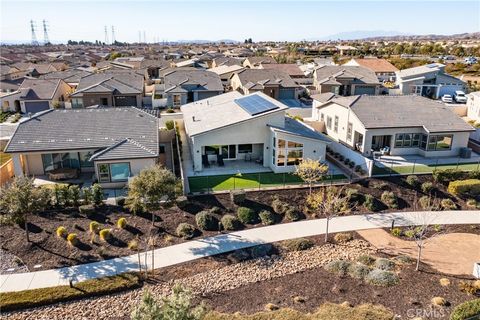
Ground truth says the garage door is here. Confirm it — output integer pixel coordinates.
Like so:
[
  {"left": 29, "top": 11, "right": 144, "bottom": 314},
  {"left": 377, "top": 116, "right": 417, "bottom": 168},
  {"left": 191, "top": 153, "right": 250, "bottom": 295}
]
[
  {"left": 114, "top": 96, "right": 137, "bottom": 107},
  {"left": 354, "top": 86, "right": 376, "bottom": 95},
  {"left": 24, "top": 101, "right": 50, "bottom": 114}
]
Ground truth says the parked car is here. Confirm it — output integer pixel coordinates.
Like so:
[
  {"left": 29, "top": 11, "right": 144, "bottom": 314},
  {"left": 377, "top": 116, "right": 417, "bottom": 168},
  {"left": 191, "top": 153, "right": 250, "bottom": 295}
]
[
  {"left": 441, "top": 94, "right": 453, "bottom": 103},
  {"left": 465, "top": 57, "right": 478, "bottom": 65},
  {"left": 454, "top": 91, "right": 467, "bottom": 103}
]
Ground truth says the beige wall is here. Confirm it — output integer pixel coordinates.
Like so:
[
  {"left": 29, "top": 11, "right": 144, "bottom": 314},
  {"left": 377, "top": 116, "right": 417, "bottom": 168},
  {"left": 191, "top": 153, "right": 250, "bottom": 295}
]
[{"left": 94, "top": 157, "right": 157, "bottom": 188}]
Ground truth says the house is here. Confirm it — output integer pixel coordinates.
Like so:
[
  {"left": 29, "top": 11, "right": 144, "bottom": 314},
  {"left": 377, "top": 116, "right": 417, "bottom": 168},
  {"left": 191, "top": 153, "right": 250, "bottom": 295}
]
[
  {"left": 258, "top": 63, "right": 305, "bottom": 79},
  {"left": 311, "top": 94, "right": 474, "bottom": 158},
  {"left": 343, "top": 58, "right": 399, "bottom": 82},
  {"left": 211, "top": 57, "right": 244, "bottom": 68},
  {"left": 4, "top": 107, "right": 167, "bottom": 188},
  {"left": 208, "top": 65, "right": 245, "bottom": 86},
  {"left": 0, "top": 65, "right": 25, "bottom": 81},
  {"left": 230, "top": 69, "right": 299, "bottom": 101},
  {"left": 154, "top": 69, "right": 223, "bottom": 108},
  {"left": 181, "top": 91, "right": 330, "bottom": 173},
  {"left": 40, "top": 69, "right": 93, "bottom": 88},
  {"left": 395, "top": 63, "right": 466, "bottom": 99},
  {"left": 313, "top": 65, "right": 380, "bottom": 96},
  {"left": 335, "top": 45, "right": 358, "bottom": 56},
  {"left": 69, "top": 71, "right": 144, "bottom": 108},
  {"left": 243, "top": 56, "right": 277, "bottom": 68}
]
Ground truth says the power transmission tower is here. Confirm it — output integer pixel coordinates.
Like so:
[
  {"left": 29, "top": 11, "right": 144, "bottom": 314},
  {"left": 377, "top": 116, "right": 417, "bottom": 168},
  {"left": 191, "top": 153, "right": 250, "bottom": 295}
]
[
  {"left": 42, "top": 20, "right": 49, "bottom": 45},
  {"left": 30, "top": 20, "right": 39, "bottom": 46},
  {"left": 111, "top": 26, "right": 116, "bottom": 44},
  {"left": 104, "top": 26, "right": 109, "bottom": 44}
]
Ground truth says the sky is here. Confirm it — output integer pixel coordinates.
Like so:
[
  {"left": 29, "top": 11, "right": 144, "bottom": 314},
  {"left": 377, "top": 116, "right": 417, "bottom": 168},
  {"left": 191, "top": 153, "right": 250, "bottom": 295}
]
[{"left": 1, "top": 0, "right": 479, "bottom": 43}]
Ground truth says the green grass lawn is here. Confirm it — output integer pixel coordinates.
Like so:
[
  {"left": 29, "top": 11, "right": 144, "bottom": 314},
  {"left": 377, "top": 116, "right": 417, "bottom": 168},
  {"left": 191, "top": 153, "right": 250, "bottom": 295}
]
[
  {"left": 188, "top": 172, "right": 347, "bottom": 193},
  {"left": 372, "top": 161, "right": 480, "bottom": 176},
  {"left": 0, "top": 152, "right": 11, "bottom": 166}
]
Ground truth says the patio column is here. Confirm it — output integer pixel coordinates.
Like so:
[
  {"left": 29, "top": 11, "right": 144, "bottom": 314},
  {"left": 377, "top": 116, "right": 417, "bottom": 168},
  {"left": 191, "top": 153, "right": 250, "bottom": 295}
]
[{"left": 12, "top": 154, "right": 24, "bottom": 177}]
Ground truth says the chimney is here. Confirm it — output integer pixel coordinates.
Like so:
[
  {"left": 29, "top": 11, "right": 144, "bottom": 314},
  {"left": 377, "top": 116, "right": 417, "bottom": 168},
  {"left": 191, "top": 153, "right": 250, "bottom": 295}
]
[{"left": 192, "top": 116, "right": 196, "bottom": 122}]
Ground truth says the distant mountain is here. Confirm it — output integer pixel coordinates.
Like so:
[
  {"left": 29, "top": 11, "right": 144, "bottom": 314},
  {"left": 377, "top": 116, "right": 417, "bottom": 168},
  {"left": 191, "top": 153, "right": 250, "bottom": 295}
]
[
  {"left": 311, "top": 30, "right": 407, "bottom": 41},
  {"left": 362, "top": 32, "right": 480, "bottom": 41}
]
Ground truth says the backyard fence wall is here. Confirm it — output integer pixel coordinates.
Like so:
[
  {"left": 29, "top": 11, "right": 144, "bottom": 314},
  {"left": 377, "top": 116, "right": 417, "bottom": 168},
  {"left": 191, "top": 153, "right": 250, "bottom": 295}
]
[
  {"left": 327, "top": 141, "right": 374, "bottom": 176},
  {"left": 0, "top": 158, "right": 14, "bottom": 186}
]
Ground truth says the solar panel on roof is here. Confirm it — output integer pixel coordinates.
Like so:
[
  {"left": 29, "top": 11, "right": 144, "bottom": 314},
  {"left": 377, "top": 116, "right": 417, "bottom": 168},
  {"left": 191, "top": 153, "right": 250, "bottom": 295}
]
[{"left": 234, "top": 95, "right": 279, "bottom": 116}]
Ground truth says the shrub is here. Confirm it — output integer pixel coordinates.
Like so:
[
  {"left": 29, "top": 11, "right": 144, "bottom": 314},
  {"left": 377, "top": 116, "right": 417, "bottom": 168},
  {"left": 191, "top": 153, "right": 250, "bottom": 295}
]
[
  {"left": 381, "top": 191, "right": 398, "bottom": 209},
  {"left": 195, "top": 211, "right": 219, "bottom": 231},
  {"left": 221, "top": 215, "right": 242, "bottom": 231},
  {"left": 237, "top": 207, "right": 257, "bottom": 224},
  {"left": 419, "top": 195, "right": 436, "bottom": 210},
  {"left": 466, "top": 199, "right": 477, "bottom": 208},
  {"left": 348, "top": 263, "right": 371, "bottom": 280},
  {"left": 459, "top": 280, "right": 480, "bottom": 295},
  {"left": 439, "top": 278, "right": 451, "bottom": 287},
  {"left": 250, "top": 244, "right": 274, "bottom": 258},
  {"left": 67, "top": 233, "right": 78, "bottom": 246},
  {"left": 91, "top": 184, "right": 103, "bottom": 206},
  {"left": 117, "top": 217, "right": 127, "bottom": 229},
  {"left": 338, "top": 155, "right": 345, "bottom": 161},
  {"left": 282, "top": 238, "right": 314, "bottom": 251},
  {"left": 176, "top": 196, "right": 189, "bottom": 209},
  {"left": 89, "top": 221, "right": 100, "bottom": 234},
  {"left": 209, "top": 206, "right": 221, "bottom": 214},
  {"left": 68, "top": 185, "right": 80, "bottom": 207},
  {"left": 404, "top": 229, "right": 416, "bottom": 238},
  {"left": 364, "top": 194, "right": 378, "bottom": 212},
  {"left": 357, "top": 255, "right": 376, "bottom": 266},
  {"left": 394, "top": 255, "right": 414, "bottom": 264},
  {"left": 421, "top": 182, "right": 434, "bottom": 193},
  {"left": 345, "top": 188, "right": 361, "bottom": 203},
  {"left": 374, "top": 258, "right": 395, "bottom": 271},
  {"left": 450, "top": 298, "right": 480, "bottom": 320},
  {"left": 433, "top": 169, "right": 463, "bottom": 184},
  {"left": 230, "top": 189, "right": 246, "bottom": 205},
  {"left": 391, "top": 227, "right": 402, "bottom": 237},
  {"left": 82, "top": 187, "right": 93, "bottom": 205},
  {"left": 334, "top": 232, "right": 353, "bottom": 243},
  {"left": 441, "top": 198, "right": 457, "bottom": 210},
  {"left": 285, "top": 207, "right": 302, "bottom": 221},
  {"left": 56, "top": 226, "right": 67, "bottom": 238},
  {"left": 99, "top": 228, "right": 111, "bottom": 241},
  {"left": 128, "top": 239, "right": 138, "bottom": 251},
  {"left": 271, "top": 197, "right": 289, "bottom": 215},
  {"left": 365, "top": 269, "right": 399, "bottom": 286},
  {"left": 115, "top": 197, "right": 125, "bottom": 207},
  {"left": 406, "top": 175, "right": 419, "bottom": 187},
  {"left": 325, "top": 260, "right": 352, "bottom": 276},
  {"left": 165, "top": 120, "right": 174, "bottom": 130},
  {"left": 448, "top": 179, "right": 480, "bottom": 197},
  {"left": 79, "top": 204, "right": 95, "bottom": 216},
  {"left": 431, "top": 297, "right": 447, "bottom": 306},
  {"left": 176, "top": 223, "right": 196, "bottom": 239},
  {"left": 344, "top": 158, "right": 350, "bottom": 165},
  {"left": 259, "top": 210, "right": 275, "bottom": 225},
  {"left": 166, "top": 108, "right": 175, "bottom": 114}
]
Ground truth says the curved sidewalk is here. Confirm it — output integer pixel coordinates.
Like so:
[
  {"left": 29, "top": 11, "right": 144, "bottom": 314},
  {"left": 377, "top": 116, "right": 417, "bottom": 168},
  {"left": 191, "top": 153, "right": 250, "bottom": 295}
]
[{"left": 1, "top": 210, "right": 479, "bottom": 293}]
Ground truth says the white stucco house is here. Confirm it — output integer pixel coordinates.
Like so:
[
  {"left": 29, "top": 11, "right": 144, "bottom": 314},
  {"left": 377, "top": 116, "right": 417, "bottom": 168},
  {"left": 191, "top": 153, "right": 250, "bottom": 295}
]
[
  {"left": 311, "top": 93, "right": 474, "bottom": 158},
  {"left": 181, "top": 91, "right": 330, "bottom": 173}
]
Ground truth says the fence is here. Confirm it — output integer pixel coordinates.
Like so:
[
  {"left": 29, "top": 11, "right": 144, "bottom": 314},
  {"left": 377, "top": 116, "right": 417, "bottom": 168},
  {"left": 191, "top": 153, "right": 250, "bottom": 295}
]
[
  {"left": 371, "top": 157, "right": 480, "bottom": 177},
  {"left": 187, "top": 169, "right": 349, "bottom": 194},
  {"left": 0, "top": 158, "right": 15, "bottom": 187},
  {"left": 326, "top": 142, "right": 373, "bottom": 177}
]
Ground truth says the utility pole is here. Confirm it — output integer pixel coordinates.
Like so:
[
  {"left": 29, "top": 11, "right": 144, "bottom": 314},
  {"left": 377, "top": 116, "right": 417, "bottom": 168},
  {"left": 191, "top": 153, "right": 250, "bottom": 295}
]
[
  {"left": 111, "top": 26, "right": 115, "bottom": 44},
  {"left": 42, "top": 20, "right": 49, "bottom": 45},
  {"left": 143, "top": 31, "right": 146, "bottom": 44},
  {"left": 30, "top": 20, "right": 39, "bottom": 46},
  {"left": 104, "top": 25, "right": 109, "bottom": 45},
  {"left": 138, "top": 31, "right": 141, "bottom": 44}
]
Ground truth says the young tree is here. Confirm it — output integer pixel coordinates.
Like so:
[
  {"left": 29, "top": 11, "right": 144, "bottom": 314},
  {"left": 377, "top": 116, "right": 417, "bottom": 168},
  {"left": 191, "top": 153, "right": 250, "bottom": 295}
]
[
  {"left": 125, "top": 165, "right": 177, "bottom": 214},
  {"left": 294, "top": 159, "right": 329, "bottom": 194},
  {"left": 0, "top": 177, "right": 51, "bottom": 242},
  {"left": 131, "top": 285, "right": 206, "bottom": 320},
  {"left": 306, "top": 186, "right": 350, "bottom": 242}
]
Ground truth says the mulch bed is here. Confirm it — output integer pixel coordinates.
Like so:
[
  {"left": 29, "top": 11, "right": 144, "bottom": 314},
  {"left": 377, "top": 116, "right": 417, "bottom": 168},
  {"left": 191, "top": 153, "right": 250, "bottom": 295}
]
[
  {"left": 198, "top": 260, "right": 477, "bottom": 319},
  {"left": 0, "top": 176, "right": 477, "bottom": 270}
]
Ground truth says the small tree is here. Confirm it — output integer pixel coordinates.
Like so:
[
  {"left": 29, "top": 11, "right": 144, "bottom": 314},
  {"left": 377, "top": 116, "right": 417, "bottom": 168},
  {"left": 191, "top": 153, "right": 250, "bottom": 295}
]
[
  {"left": 0, "top": 177, "right": 51, "bottom": 242},
  {"left": 125, "top": 165, "right": 177, "bottom": 214},
  {"left": 307, "top": 186, "right": 350, "bottom": 242},
  {"left": 294, "top": 159, "right": 329, "bottom": 194},
  {"left": 91, "top": 184, "right": 103, "bottom": 206},
  {"left": 131, "top": 285, "right": 206, "bottom": 320}
]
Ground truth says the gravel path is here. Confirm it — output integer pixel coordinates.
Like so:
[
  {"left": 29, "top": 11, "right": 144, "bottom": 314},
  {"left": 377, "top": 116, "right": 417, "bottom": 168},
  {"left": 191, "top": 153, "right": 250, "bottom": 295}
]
[
  {"left": 3, "top": 239, "right": 375, "bottom": 319},
  {"left": 0, "top": 249, "right": 29, "bottom": 275}
]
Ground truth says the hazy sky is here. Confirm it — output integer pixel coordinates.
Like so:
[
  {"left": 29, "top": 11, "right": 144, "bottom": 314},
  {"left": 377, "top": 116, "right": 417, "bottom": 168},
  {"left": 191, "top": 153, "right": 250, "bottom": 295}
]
[{"left": 1, "top": 0, "right": 479, "bottom": 43}]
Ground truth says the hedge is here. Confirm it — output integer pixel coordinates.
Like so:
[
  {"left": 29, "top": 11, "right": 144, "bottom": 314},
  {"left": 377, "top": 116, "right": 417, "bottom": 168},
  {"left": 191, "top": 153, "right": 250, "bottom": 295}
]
[
  {"left": 448, "top": 179, "right": 480, "bottom": 196},
  {"left": 0, "top": 273, "right": 142, "bottom": 312},
  {"left": 450, "top": 298, "right": 480, "bottom": 320}
]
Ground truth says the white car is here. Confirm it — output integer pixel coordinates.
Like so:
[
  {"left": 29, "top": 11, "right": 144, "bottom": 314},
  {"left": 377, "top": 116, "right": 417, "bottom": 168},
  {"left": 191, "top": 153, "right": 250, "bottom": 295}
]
[
  {"left": 441, "top": 94, "right": 453, "bottom": 103},
  {"left": 454, "top": 91, "right": 467, "bottom": 103}
]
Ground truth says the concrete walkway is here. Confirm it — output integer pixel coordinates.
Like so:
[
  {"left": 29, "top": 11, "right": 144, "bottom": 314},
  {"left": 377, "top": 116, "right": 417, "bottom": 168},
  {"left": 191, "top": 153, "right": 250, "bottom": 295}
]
[{"left": 1, "top": 210, "right": 479, "bottom": 293}]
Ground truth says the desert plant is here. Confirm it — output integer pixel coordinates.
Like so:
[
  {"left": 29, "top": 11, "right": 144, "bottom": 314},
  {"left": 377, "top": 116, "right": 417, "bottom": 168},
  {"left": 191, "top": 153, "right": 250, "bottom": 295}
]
[
  {"left": 381, "top": 191, "right": 398, "bottom": 209},
  {"left": 89, "top": 221, "right": 100, "bottom": 234},
  {"left": 348, "top": 263, "right": 371, "bottom": 280},
  {"left": 67, "top": 233, "right": 78, "bottom": 246},
  {"left": 450, "top": 298, "right": 480, "bottom": 320},
  {"left": 363, "top": 194, "right": 379, "bottom": 212},
  {"left": 466, "top": 198, "right": 477, "bottom": 208},
  {"left": 357, "top": 254, "right": 376, "bottom": 266},
  {"left": 282, "top": 238, "right": 314, "bottom": 251},
  {"left": 431, "top": 297, "right": 447, "bottom": 306},
  {"left": 220, "top": 215, "right": 242, "bottom": 231},
  {"left": 439, "top": 278, "right": 451, "bottom": 287},
  {"left": 230, "top": 189, "right": 246, "bottom": 205},
  {"left": 459, "top": 280, "right": 480, "bottom": 295},
  {"left": 264, "top": 303, "right": 279, "bottom": 311},
  {"left": 99, "top": 228, "right": 111, "bottom": 241},
  {"left": 176, "top": 196, "right": 189, "bottom": 209},
  {"left": 448, "top": 179, "right": 480, "bottom": 197},
  {"left": 374, "top": 258, "right": 395, "bottom": 271},
  {"left": 271, "top": 197, "right": 289, "bottom": 215},
  {"left": 209, "top": 206, "right": 221, "bottom": 214},
  {"left": 334, "top": 232, "right": 353, "bottom": 243},
  {"left": 391, "top": 227, "right": 402, "bottom": 237},
  {"left": 406, "top": 175, "right": 419, "bottom": 187},
  {"left": 56, "top": 226, "right": 67, "bottom": 238},
  {"left": 237, "top": 207, "right": 257, "bottom": 224},
  {"left": 259, "top": 210, "right": 275, "bottom": 225},
  {"left": 365, "top": 269, "right": 399, "bottom": 286},
  {"left": 92, "top": 184, "right": 104, "bottom": 206},
  {"left": 418, "top": 195, "right": 441, "bottom": 210},
  {"left": 325, "top": 260, "right": 352, "bottom": 276},
  {"left": 285, "top": 207, "right": 302, "bottom": 221},
  {"left": 195, "top": 211, "right": 219, "bottom": 231},
  {"left": 294, "top": 159, "right": 329, "bottom": 193},
  {"left": 421, "top": 181, "right": 434, "bottom": 193},
  {"left": 176, "top": 223, "right": 196, "bottom": 239},
  {"left": 345, "top": 188, "right": 361, "bottom": 204},
  {"left": 128, "top": 239, "right": 139, "bottom": 251},
  {"left": 440, "top": 198, "right": 457, "bottom": 210},
  {"left": 68, "top": 185, "right": 81, "bottom": 207},
  {"left": 117, "top": 217, "right": 127, "bottom": 229}
]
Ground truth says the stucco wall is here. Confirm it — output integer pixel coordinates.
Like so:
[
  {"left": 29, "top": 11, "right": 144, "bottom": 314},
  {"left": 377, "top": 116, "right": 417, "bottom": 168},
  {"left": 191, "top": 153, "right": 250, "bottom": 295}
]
[{"left": 94, "top": 157, "right": 157, "bottom": 188}]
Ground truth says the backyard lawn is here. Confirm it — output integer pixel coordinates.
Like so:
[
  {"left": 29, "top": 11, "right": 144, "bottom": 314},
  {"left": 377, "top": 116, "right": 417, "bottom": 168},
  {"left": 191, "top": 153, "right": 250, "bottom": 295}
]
[
  {"left": 372, "top": 161, "right": 480, "bottom": 176},
  {"left": 188, "top": 172, "right": 347, "bottom": 193},
  {"left": 0, "top": 152, "right": 11, "bottom": 166}
]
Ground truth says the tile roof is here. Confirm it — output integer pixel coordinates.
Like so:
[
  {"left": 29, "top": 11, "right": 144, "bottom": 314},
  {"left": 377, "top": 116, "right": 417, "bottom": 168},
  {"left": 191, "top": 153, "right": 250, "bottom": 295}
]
[
  {"left": 163, "top": 69, "right": 223, "bottom": 93},
  {"left": 70, "top": 71, "right": 143, "bottom": 96},
  {"left": 18, "top": 79, "right": 63, "bottom": 100},
  {"left": 235, "top": 69, "right": 298, "bottom": 89},
  {"left": 314, "top": 65, "right": 379, "bottom": 85},
  {"left": 268, "top": 117, "right": 331, "bottom": 143},
  {"left": 348, "top": 58, "right": 398, "bottom": 73},
  {"left": 260, "top": 63, "right": 304, "bottom": 77}
]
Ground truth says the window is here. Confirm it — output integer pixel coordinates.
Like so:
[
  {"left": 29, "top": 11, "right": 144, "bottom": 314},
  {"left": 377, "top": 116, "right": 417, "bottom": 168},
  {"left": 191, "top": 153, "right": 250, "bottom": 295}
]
[
  {"left": 278, "top": 139, "right": 286, "bottom": 148},
  {"left": 275, "top": 138, "right": 304, "bottom": 167},
  {"left": 287, "top": 150, "right": 303, "bottom": 166},
  {"left": 334, "top": 116, "right": 339, "bottom": 133},
  {"left": 420, "top": 134, "right": 428, "bottom": 150},
  {"left": 42, "top": 152, "right": 80, "bottom": 172},
  {"left": 159, "top": 145, "right": 166, "bottom": 154},
  {"left": 238, "top": 144, "right": 253, "bottom": 153},
  {"left": 221, "top": 145, "right": 236, "bottom": 159},
  {"left": 173, "top": 94, "right": 181, "bottom": 107},
  {"left": 426, "top": 134, "right": 453, "bottom": 151},
  {"left": 326, "top": 116, "right": 332, "bottom": 129},
  {"left": 346, "top": 123, "right": 353, "bottom": 141},
  {"left": 428, "top": 136, "right": 437, "bottom": 150},
  {"left": 98, "top": 164, "right": 110, "bottom": 183},
  {"left": 277, "top": 149, "right": 286, "bottom": 166},
  {"left": 395, "top": 133, "right": 425, "bottom": 148},
  {"left": 412, "top": 134, "right": 421, "bottom": 147},
  {"left": 205, "top": 146, "right": 220, "bottom": 155},
  {"left": 403, "top": 134, "right": 412, "bottom": 147},
  {"left": 395, "top": 134, "right": 404, "bottom": 147},
  {"left": 79, "top": 151, "right": 94, "bottom": 167},
  {"left": 97, "top": 162, "right": 131, "bottom": 182},
  {"left": 287, "top": 141, "right": 303, "bottom": 148}
]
